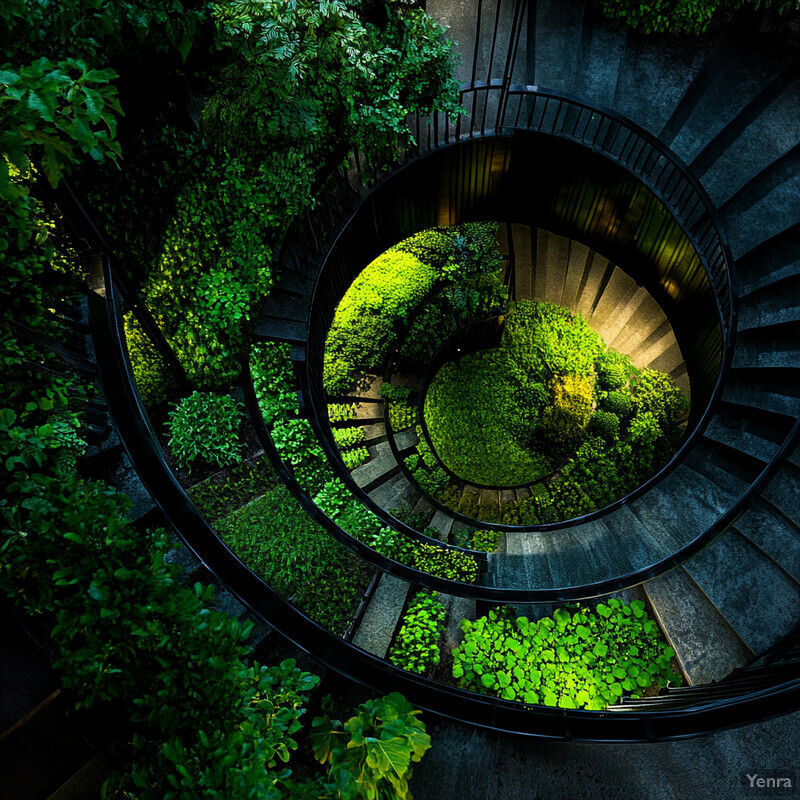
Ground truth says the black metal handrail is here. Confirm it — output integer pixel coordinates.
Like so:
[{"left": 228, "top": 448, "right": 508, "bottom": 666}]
[{"left": 88, "top": 256, "right": 800, "bottom": 740}]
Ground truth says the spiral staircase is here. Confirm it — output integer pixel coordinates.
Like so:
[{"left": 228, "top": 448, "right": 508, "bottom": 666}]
[
  {"left": 251, "top": 0, "right": 800, "bottom": 728},
  {"left": 5, "top": 1, "right": 800, "bottom": 795}
]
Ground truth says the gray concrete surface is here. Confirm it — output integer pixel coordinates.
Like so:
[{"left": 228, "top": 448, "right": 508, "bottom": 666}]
[{"left": 411, "top": 711, "right": 800, "bottom": 800}]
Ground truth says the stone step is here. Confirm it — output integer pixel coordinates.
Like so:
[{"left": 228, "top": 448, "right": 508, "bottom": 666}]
[
  {"left": 611, "top": 31, "right": 714, "bottom": 136},
  {"left": 351, "top": 574, "right": 410, "bottom": 660},
  {"left": 684, "top": 529, "right": 800, "bottom": 655},
  {"left": 351, "top": 450, "right": 399, "bottom": 491},
  {"left": 253, "top": 315, "right": 307, "bottom": 344},
  {"left": 429, "top": 509, "right": 455, "bottom": 541},
  {"left": 735, "top": 500, "right": 800, "bottom": 585},
  {"left": 762, "top": 463, "right": 800, "bottom": 528},
  {"left": 737, "top": 221, "right": 800, "bottom": 294},
  {"left": 698, "top": 68, "right": 800, "bottom": 207},
  {"left": 703, "top": 405, "right": 790, "bottom": 464},
  {"left": 368, "top": 472, "right": 410, "bottom": 508},
  {"left": 669, "top": 22, "right": 797, "bottom": 165},
  {"left": 725, "top": 171, "right": 800, "bottom": 261},
  {"left": 738, "top": 272, "right": 800, "bottom": 330},
  {"left": 511, "top": 223, "right": 533, "bottom": 301},
  {"left": 732, "top": 328, "right": 800, "bottom": 370},
  {"left": 258, "top": 288, "right": 309, "bottom": 323},
  {"left": 644, "top": 567, "right": 753, "bottom": 686},
  {"left": 721, "top": 370, "right": 800, "bottom": 418}
]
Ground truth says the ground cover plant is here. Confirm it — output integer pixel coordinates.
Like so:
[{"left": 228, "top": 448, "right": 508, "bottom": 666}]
[
  {"left": 418, "top": 299, "right": 688, "bottom": 521},
  {"left": 389, "top": 591, "right": 448, "bottom": 675},
  {"left": 452, "top": 599, "right": 681, "bottom": 709},
  {"left": 217, "top": 484, "right": 372, "bottom": 634}
]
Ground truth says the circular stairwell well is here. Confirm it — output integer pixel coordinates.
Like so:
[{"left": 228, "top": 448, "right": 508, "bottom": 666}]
[
  {"left": 80, "top": 0, "right": 800, "bottom": 745},
  {"left": 244, "top": 0, "right": 800, "bottom": 733}
]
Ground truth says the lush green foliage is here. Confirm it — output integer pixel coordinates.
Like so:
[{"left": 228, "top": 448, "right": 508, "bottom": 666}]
[
  {"left": 597, "top": 0, "right": 800, "bottom": 35},
  {"left": 329, "top": 402, "right": 358, "bottom": 423},
  {"left": 333, "top": 425, "right": 366, "bottom": 449},
  {"left": 314, "top": 479, "right": 480, "bottom": 583},
  {"left": 380, "top": 382, "right": 412, "bottom": 403},
  {"left": 423, "top": 348, "right": 551, "bottom": 485},
  {"left": 0, "top": 0, "right": 209, "bottom": 64},
  {"left": 324, "top": 223, "right": 502, "bottom": 395},
  {"left": 343, "top": 445, "right": 371, "bottom": 470},
  {"left": 388, "top": 400, "right": 419, "bottom": 432},
  {"left": 453, "top": 600, "right": 681, "bottom": 709},
  {"left": 188, "top": 457, "right": 275, "bottom": 522},
  {"left": 167, "top": 390, "right": 243, "bottom": 471},
  {"left": 204, "top": 1, "right": 459, "bottom": 161},
  {"left": 272, "top": 417, "right": 334, "bottom": 494},
  {"left": 252, "top": 341, "right": 300, "bottom": 425},
  {"left": 0, "top": 403, "right": 324, "bottom": 797},
  {"left": 471, "top": 529, "right": 502, "bottom": 552},
  {"left": 389, "top": 591, "right": 447, "bottom": 675},
  {"left": 0, "top": 58, "right": 122, "bottom": 200},
  {"left": 218, "top": 485, "right": 371, "bottom": 633},
  {"left": 312, "top": 692, "right": 431, "bottom": 800},
  {"left": 414, "top": 542, "right": 479, "bottom": 583},
  {"left": 420, "top": 300, "right": 688, "bottom": 521}
]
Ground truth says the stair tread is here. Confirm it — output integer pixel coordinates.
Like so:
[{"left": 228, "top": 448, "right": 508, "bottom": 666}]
[
  {"left": 738, "top": 273, "right": 800, "bottom": 330},
  {"left": 253, "top": 315, "right": 307, "bottom": 344},
  {"left": 763, "top": 463, "right": 800, "bottom": 527},
  {"left": 722, "top": 371, "right": 800, "bottom": 418},
  {"left": 704, "top": 406, "right": 789, "bottom": 464},
  {"left": 644, "top": 567, "right": 753, "bottom": 685},
  {"left": 612, "top": 34, "right": 714, "bottom": 136},
  {"left": 732, "top": 328, "right": 800, "bottom": 370},
  {"left": 351, "top": 573, "right": 410, "bottom": 660},
  {"left": 684, "top": 529, "right": 800, "bottom": 654},
  {"left": 700, "top": 77, "right": 800, "bottom": 209},
  {"left": 734, "top": 500, "right": 800, "bottom": 585},
  {"left": 351, "top": 451, "right": 398, "bottom": 489}
]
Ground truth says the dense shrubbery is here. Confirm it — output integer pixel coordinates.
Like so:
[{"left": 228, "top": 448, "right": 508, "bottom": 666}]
[
  {"left": 167, "top": 390, "right": 243, "bottom": 471},
  {"left": 453, "top": 600, "right": 681, "bottom": 709},
  {"left": 596, "top": 0, "right": 800, "bottom": 35},
  {"left": 418, "top": 300, "right": 688, "bottom": 522},
  {"left": 324, "top": 223, "right": 502, "bottom": 395}
]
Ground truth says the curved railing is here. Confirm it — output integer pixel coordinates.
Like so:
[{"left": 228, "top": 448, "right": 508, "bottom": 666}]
[{"left": 88, "top": 255, "right": 800, "bottom": 741}]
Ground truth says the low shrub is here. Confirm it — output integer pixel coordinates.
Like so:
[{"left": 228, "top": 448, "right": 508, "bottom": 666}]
[
  {"left": 414, "top": 542, "right": 479, "bottom": 583},
  {"left": 540, "top": 374, "right": 594, "bottom": 445},
  {"left": 328, "top": 402, "right": 358, "bottom": 424},
  {"left": 342, "top": 446, "right": 370, "bottom": 470},
  {"left": 167, "top": 390, "right": 242, "bottom": 471},
  {"left": 272, "top": 418, "right": 334, "bottom": 494},
  {"left": 251, "top": 342, "right": 299, "bottom": 426},
  {"left": 596, "top": 0, "right": 800, "bottom": 36},
  {"left": 380, "top": 382, "right": 412, "bottom": 403},
  {"left": 472, "top": 529, "right": 502, "bottom": 552},
  {"left": 587, "top": 410, "right": 621, "bottom": 441},
  {"left": 333, "top": 426, "right": 366, "bottom": 449},
  {"left": 453, "top": 599, "right": 681, "bottom": 709},
  {"left": 388, "top": 400, "right": 418, "bottom": 431},
  {"left": 602, "top": 390, "right": 633, "bottom": 418},
  {"left": 389, "top": 591, "right": 447, "bottom": 675}
]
